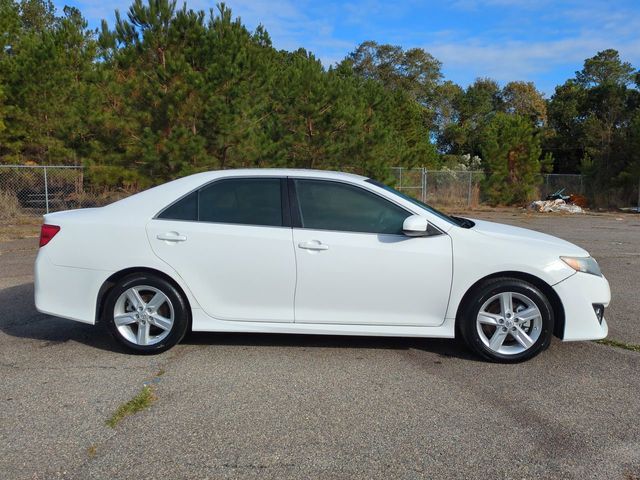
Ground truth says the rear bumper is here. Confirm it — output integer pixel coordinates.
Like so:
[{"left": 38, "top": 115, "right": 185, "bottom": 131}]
[
  {"left": 34, "top": 249, "right": 109, "bottom": 325},
  {"left": 553, "top": 272, "right": 610, "bottom": 341}
]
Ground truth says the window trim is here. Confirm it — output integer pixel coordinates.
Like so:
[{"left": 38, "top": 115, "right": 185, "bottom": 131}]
[
  {"left": 288, "top": 177, "right": 442, "bottom": 236},
  {"left": 154, "top": 176, "right": 290, "bottom": 228}
]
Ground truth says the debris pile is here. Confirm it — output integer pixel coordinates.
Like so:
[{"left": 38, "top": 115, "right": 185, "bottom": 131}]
[
  {"left": 529, "top": 199, "right": 583, "bottom": 213},
  {"left": 528, "top": 188, "right": 586, "bottom": 213}
]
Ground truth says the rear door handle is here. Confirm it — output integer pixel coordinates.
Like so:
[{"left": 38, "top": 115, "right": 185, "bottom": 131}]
[
  {"left": 157, "top": 232, "right": 187, "bottom": 242},
  {"left": 298, "top": 240, "right": 329, "bottom": 251}
]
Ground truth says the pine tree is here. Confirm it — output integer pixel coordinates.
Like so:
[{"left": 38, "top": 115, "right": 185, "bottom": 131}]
[
  {"left": 480, "top": 113, "right": 550, "bottom": 205},
  {"left": 0, "top": 1, "right": 96, "bottom": 165}
]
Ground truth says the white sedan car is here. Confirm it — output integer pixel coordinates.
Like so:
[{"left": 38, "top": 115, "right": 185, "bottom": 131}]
[{"left": 34, "top": 169, "right": 610, "bottom": 362}]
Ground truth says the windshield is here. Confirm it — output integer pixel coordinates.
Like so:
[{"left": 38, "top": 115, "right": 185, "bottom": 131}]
[{"left": 366, "top": 178, "right": 465, "bottom": 227}]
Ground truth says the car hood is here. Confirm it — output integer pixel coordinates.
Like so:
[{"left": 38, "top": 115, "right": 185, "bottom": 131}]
[{"left": 469, "top": 218, "right": 589, "bottom": 257}]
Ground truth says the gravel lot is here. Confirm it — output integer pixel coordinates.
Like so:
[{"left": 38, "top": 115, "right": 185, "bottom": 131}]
[{"left": 1, "top": 209, "right": 639, "bottom": 479}]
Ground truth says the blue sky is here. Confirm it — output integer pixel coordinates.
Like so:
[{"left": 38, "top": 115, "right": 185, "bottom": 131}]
[{"left": 56, "top": 0, "right": 640, "bottom": 95}]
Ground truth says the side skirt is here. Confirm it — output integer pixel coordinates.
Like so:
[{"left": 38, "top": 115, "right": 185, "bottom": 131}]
[{"left": 191, "top": 309, "right": 456, "bottom": 338}]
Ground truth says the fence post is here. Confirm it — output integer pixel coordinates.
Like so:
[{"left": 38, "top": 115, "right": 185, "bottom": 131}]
[
  {"left": 580, "top": 175, "right": 584, "bottom": 195},
  {"left": 424, "top": 170, "right": 428, "bottom": 202},
  {"left": 399, "top": 167, "right": 403, "bottom": 190},
  {"left": 421, "top": 167, "right": 426, "bottom": 202},
  {"left": 43, "top": 166, "right": 49, "bottom": 214},
  {"left": 467, "top": 171, "right": 472, "bottom": 207}
]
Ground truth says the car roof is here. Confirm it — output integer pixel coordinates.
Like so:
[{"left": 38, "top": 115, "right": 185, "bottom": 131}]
[
  {"left": 187, "top": 168, "right": 368, "bottom": 182},
  {"left": 104, "top": 169, "right": 367, "bottom": 217}
]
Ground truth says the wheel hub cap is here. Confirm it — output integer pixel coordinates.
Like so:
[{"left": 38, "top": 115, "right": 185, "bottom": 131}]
[
  {"left": 476, "top": 291, "right": 543, "bottom": 356},
  {"left": 113, "top": 285, "right": 175, "bottom": 346}
]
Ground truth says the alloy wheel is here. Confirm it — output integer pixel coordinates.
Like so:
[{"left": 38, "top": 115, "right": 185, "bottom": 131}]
[
  {"left": 113, "top": 285, "right": 175, "bottom": 346},
  {"left": 476, "top": 291, "right": 543, "bottom": 356}
]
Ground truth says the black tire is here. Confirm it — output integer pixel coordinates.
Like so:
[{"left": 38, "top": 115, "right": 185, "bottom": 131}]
[
  {"left": 459, "top": 277, "right": 554, "bottom": 363},
  {"left": 103, "top": 273, "right": 189, "bottom": 354}
]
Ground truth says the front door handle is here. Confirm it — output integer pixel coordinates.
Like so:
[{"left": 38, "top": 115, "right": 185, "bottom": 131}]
[
  {"left": 298, "top": 240, "right": 329, "bottom": 251},
  {"left": 157, "top": 232, "right": 187, "bottom": 242}
]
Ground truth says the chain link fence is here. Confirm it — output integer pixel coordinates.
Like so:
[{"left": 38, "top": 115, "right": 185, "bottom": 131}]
[
  {"left": 1, "top": 164, "right": 632, "bottom": 219},
  {"left": 539, "top": 174, "right": 584, "bottom": 199},
  {"left": 390, "top": 168, "right": 593, "bottom": 208},
  {"left": 0, "top": 165, "right": 87, "bottom": 218},
  {"left": 391, "top": 168, "right": 484, "bottom": 207},
  {"left": 390, "top": 168, "right": 485, "bottom": 208}
]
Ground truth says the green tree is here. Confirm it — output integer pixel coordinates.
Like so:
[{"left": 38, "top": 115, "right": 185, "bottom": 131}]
[
  {"left": 94, "top": 0, "right": 211, "bottom": 186},
  {"left": 0, "top": 1, "right": 96, "bottom": 164},
  {"left": 501, "top": 81, "right": 547, "bottom": 125},
  {"left": 575, "top": 49, "right": 636, "bottom": 87},
  {"left": 91, "top": 2, "right": 437, "bottom": 186},
  {"left": 0, "top": 0, "right": 21, "bottom": 58},
  {"left": 344, "top": 41, "right": 442, "bottom": 105},
  {"left": 268, "top": 49, "right": 437, "bottom": 179},
  {"left": 614, "top": 109, "right": 640, "bottom": 205},
  {"left": 1, "top": 0, "right": 638, "bottom": 207},
  {"left": 343, "top": 41, "right": 442, "bottom": 134},
  {"left": 547, "top": 49, "right": 639, "bottom": 204},
  {"left": 18, "top": 0, "right": 56, "bottom": 31},
  {"left": 545, "top": 80, "right": 586, "bottom": 173},
  {"left": 438, "top": 78, "right": 502, "bottom": 156},
  {"left": 480, "top": 113, "right": 550, "bottom": 205},
  {"left": 0, "top": 83, "right": 5, "bottom": 134},
  {"left": 198, "top": 5, "right": 276, "bottom": 170}
]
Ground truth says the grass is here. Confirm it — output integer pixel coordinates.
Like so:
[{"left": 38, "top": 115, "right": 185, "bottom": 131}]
[
  {"left": 87, "top": 445, "right": 97, "bottom": 458},
  {"left": 0, "top": 190, "right": 23, "bottom": 220},
  {"left": 106, "top": 385, "right": 156, "bottom": 428},
  {"left": 0, "top": 216, "right": 41, "bottom": 242},
  {"left": 596, "top": 338, "right": 640, "bottom": 353}
]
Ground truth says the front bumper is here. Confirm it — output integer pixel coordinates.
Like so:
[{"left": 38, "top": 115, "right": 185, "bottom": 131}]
[{"left": 553, "top": 272, "right": 610, "bottom": 341}]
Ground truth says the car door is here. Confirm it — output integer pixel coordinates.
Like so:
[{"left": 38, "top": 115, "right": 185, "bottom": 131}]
[
  {"left": 291, "top": 178, "right": 452, "bottom": 326},
  {"left": 146, "top": 177, "right": 296, "bottom": 322}
]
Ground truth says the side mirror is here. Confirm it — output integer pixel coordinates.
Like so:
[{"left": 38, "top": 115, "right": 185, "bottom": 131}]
[{"left": 402, "top": 215, "right": 428, "bottom": 237}]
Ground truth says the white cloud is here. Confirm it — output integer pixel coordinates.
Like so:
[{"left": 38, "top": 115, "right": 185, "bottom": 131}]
[
  {"left": 222, "top": 0, "right": 356, "bottom": 65},
  {"left": 418, "top": 0, "right": 640, "bottom": 92},
  {"left": 427, "top": 35, "right": 640, "bottom": 94}
]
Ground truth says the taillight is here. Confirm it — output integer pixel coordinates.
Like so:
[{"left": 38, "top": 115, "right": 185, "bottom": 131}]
[{"left": 39, "top": 224, "right": 60, "bottom": 247}]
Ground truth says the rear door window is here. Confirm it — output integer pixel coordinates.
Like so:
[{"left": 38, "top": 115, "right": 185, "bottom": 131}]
[
  {"left": 199, "top": 178, "right": 282, "bottom": 226},
  {"left": 158, "top": 178, "right": 283, "bottom": 227}
]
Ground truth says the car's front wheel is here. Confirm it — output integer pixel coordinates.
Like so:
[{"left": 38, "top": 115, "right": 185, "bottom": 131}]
[
  {"left": 459, "top": 278, "right": 554, "bottom": 362},
  {"left": 103, "top": 273, "right": 189, "bottom": 354}
]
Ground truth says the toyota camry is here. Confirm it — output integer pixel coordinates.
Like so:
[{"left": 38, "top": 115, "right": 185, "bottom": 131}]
[{"left": 34, "top": 169, "right": 610, "bottom": 362}]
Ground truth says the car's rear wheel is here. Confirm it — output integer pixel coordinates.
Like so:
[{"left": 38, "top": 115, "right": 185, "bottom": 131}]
[
  {"left": 459, "top": 278, "right": 553, "bottom": 363},
  {"left": 103, "top": 273, "right": 189, "bottom": 354}
]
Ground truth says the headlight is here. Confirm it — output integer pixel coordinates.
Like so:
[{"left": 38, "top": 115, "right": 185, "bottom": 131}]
[{"left": 560, "top": 256, "right": 602, "bottom": 277}]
